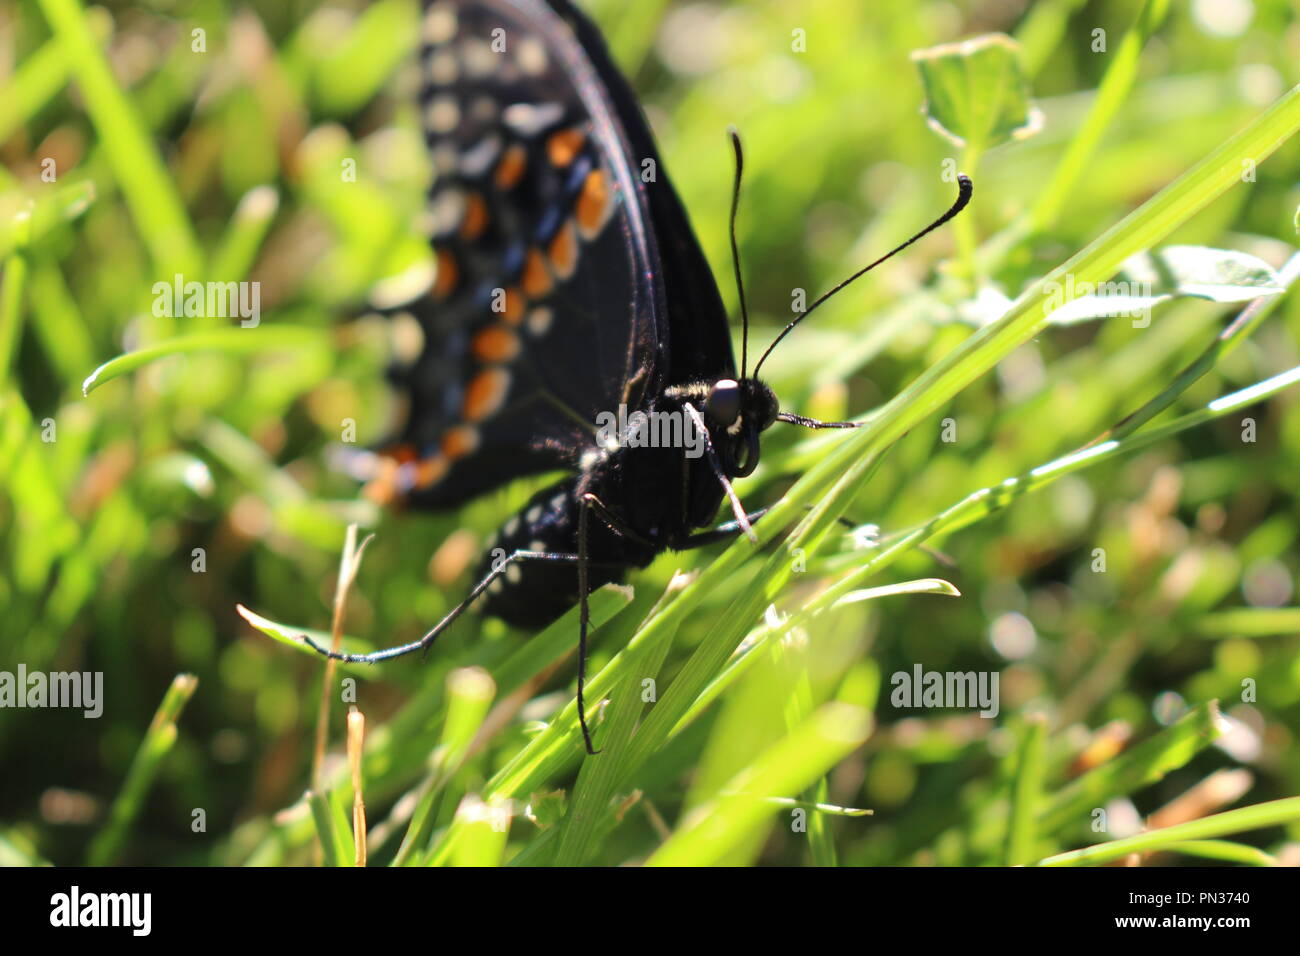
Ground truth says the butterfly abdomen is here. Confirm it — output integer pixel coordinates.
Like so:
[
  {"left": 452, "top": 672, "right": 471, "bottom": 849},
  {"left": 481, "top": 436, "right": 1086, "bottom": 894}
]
[{"left": 472, "top": 468, "right": 655, "bottom": 628}]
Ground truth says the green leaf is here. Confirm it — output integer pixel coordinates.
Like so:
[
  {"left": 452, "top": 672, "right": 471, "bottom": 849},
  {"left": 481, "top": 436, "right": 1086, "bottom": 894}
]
[
  {"left": 1125, "top": 245, "right": 1284, "bottom": 300},
  {"left": 911, "top": 33, "right": 1042, "bottom": 152},
  {"left": 1041, "top": 245, "right": 1284, "bottom": 325}
]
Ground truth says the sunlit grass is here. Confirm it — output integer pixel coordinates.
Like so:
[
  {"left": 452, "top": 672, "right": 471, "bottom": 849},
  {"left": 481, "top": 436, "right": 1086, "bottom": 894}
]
[{"left": 3, "top": 0, "right": 1300, "bottom": 867}]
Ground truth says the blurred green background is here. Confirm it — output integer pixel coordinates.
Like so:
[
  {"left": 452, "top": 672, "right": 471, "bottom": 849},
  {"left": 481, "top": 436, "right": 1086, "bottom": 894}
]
[{"left": 3, "top": 0, "right": 1300, "bottom": 867}]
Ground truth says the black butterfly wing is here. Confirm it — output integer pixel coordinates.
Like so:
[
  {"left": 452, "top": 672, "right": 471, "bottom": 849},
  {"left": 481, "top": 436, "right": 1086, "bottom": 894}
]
[
  {"left": 547, "top": 0, "right": 736, "bottom": 387},
  {"left": 370, "top": 0, "right": 732, "bottom": 508}
]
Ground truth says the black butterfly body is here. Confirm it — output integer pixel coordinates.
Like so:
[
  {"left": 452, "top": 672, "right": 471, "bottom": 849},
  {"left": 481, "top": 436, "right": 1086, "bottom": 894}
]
[
  {"left": 368, "top": 0, "right": 774, "bottom": 629},
  {"left": 312, "top": 0, "right": 972, "bottom": 752}
]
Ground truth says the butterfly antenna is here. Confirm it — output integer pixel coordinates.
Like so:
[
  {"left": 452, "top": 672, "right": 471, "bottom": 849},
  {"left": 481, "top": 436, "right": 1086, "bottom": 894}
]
[
  {"left": 753, "top": 174, "right": 972, "bottom": 378},
  {"left": 728, "top": 128, "right": 751, "bottom": 378}
]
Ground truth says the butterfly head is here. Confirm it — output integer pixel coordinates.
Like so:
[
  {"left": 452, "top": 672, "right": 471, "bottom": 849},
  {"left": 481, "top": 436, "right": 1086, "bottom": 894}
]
[{"left": 702, "top": 376, "right": 778, "bottom": 479}]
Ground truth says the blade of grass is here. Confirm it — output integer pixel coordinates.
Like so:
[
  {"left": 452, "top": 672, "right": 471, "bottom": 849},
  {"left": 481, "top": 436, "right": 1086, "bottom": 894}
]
[
  {"left": 1082, "top": 250, "right": 1300, "bottom": 448},
  {"left": 777, "top": 628, "right": 837, "bottom": 866},
  {"left": 306, "top": 789, "right": 352, "bottom": 866},
  {"left": 1037, "top": 796, "right": 1300, "bottom": 866},
  {"left": 348, "top": 708, "right": 367, "bottom": 867},
  {"left": 208, "top": 185, "right": 280, "bottom": 285},
  {"left": 1153, "top": 839, "right": 1277, "bottom": 866},
  {"left": 313, "top": 525, "right": 374, "bottom": 790},
  {"left": 1005, "top": 713, "right": 1048, "bottom": 865},
  {"left": 1013, "top": 0, "right": 1089, "bottom": 79},
  {"left": 798, "top": 360, "right": 1300, "bottom": 621},
  {"left": 81, "top": 325, "right": 329, "bottom": 395},
  {"left": 25, "top": 262, "right": 96, "bottom": 386},
  {"left": 449, "top": 796, "right": 511, "bottom": 867},
  {"left": 645, "top": 702, "right": 871, "bottom": 866},
  {"left": 1040, "top": 701, "right": 1225, "bottom": 835},
  {"left": 236, "top": 603, "right": 382, "bottom": 676},
  {"left": 582, "top": 84, "right": 1300, "bottom": 809},
  {"left": 37, "top": 0, "right": 203, "bottom": 281},
  {"left": 0, "top": 219, "right": 32, "bottom": 380},
  {"left": 1193, "top": 607, "right": 1300, "bottom": 637},
  {"left": 0, "top": 180, "right": 96, "bottom": 259},
  {"left": 87, "top": 673, "right": 198, "bottom": 865},
  {"left": 390, "top": 666, "right": 496, "bottom": 866},
  {"left": 552, "top": 588, "right": 680, "bottom": 865},
  {"left": 1029, "top": 0, "right": 1172, "bottom": 231}
]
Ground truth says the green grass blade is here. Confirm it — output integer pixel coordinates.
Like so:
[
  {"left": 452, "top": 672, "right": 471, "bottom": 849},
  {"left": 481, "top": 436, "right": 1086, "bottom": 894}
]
[
  {"left": 1037, "top": 796, "right": 1300, "bottom": 866},
  {"left": 553, "top": 592, "right": 679, "bottom": 865},
  {"left": 646, "top": 702, "right": 871, "bottom": 866},
  {"left": 1005, "top": 713, "right": 1048, "bottom": 866},
  {"left": 1154, "top": 840, "right": 1277, "bottom": 866},
  {"left": 87, "top": 674, "right": 198, "bottom": 865},
  {"left": 1040, "top": 702, "right": 1225, "bottom": 835},
  {"left": 36, "top": 0, "right": 203, "bottom": 280},
  {"left": 1030, "top": 0, "right": 1171, "bottom": 231},
  {"left": 1193, "top": 607, "right": 1300, "bottom": 637},
  {"left": 81, "top": 325, "right": 329, "bottom": 395},
  {"left": 208, "top": 186, "right": 280, "bottom": 285},
  {"left": 798, "top": 360, "right": 1300, "bottom": 619}
]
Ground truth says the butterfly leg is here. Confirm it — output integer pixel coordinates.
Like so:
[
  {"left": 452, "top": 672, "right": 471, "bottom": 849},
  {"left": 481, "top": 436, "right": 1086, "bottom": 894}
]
[
  {"left": 777, "top": 412, "right": 861, "bottom": 429},
  {"left": 298, "top": 548, "right": 583, "bottom": 664},
  {"left": 576, "top": 493, "right": 600, "bottom": 754},
  {"left": 681, "top": 508, "right": 864, "bottom": 549},
  {"left": 581, "top": 491, "right": 655, "bottom": 549},
  {"left": 681, "top": 508, "right": 772, "bottom": 549},
  {"left": 682, "top": 401, "right": 758, "bottom": 543}
]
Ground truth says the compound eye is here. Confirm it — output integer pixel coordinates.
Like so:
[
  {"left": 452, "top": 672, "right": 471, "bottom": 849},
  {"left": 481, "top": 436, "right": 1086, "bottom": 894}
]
[{"left": 706, "top": 379, "right": 741, "bottom": 427}]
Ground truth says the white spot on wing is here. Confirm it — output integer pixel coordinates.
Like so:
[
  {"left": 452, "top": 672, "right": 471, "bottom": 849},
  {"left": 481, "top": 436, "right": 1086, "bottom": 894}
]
[
  {"left": 422, "top": 187, "right": 466, "bottom": 238},
  {"left": 422, "top": 4, "right": 457, "bottom": 44},
  {"left": 518, "top": 37, "right": 548, "bottom": 76},
  {"left": 425, "top": 96, "right": 460, "bottom": 134},
  {"left": 526, "top": 307, "right": 553, "bottom": 337},
  {"left": 428, "top": 49, "right": 458, "bottom": 85},
  {"left": 503, "top": 102, "right": 565, "bottom": 138},
  {"left": 459, "top": 134, "right": 503, "bottom": 178}
]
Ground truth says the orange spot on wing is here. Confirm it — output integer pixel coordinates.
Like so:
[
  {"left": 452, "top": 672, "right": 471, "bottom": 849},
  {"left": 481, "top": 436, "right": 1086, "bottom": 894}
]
[
  {"left": 462, "top": 368, "right": 510, "bottom": 421},
  {"left": 363, "top": 457, "right": 402, "bottom": 505},
  {"left": 460, "top": 191, "right": 489, "bottom": 240},
  {"left": 494, "top": 144, "right": 527, "bottom": 190},
  {"left": 472, "top": 324, "right": 520, "bottom": 362},
  {"left": 441, "top": 425, "right": 480, "bottom": 460},
  {"left": 414, "top": 454, "right": 449, "bottom": 488},
  {"left": 384, "top": 443, "right": 418, "bottom": 464},
  {"left": 546, "top": 128, "right": 585, "bottom": 168},
  {"left": 576, "top": 169, "right": 611, "bottom": 239},
  {"left": 548, "top": 220, "right": 578, "bottom": 280},
  {"left": 499, "top": 286, "right": 525, "bottom": 325},
  {"left": 522, "top": 247, "right": 552, "bottom": 298},
  {"left": 432, "top": 247, "right": 459, "bottom": 299}
]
